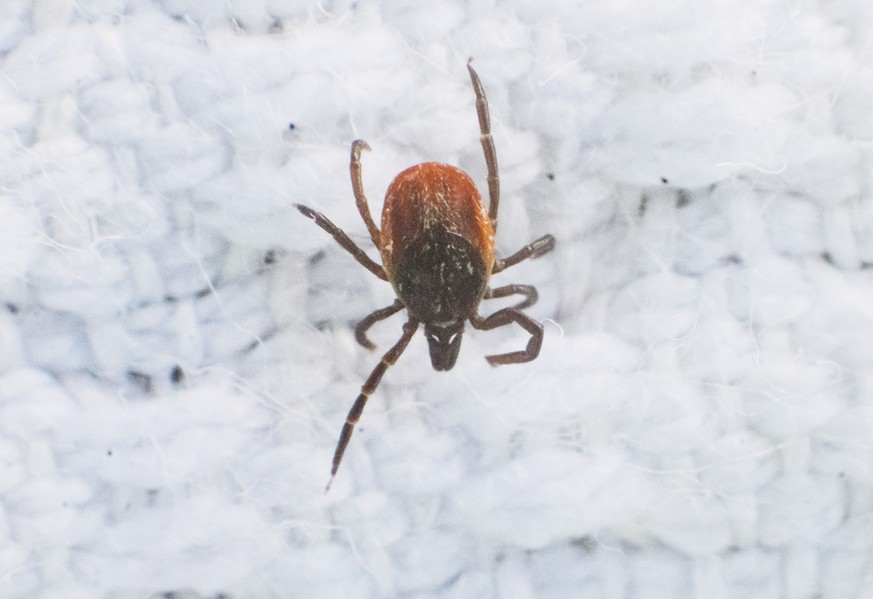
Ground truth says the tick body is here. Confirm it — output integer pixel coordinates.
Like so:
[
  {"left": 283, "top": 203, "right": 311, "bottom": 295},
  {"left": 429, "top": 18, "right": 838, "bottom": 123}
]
[
  {"left": 296, "top": 61, "right": 555, "bottom": 490},
  {"left": 383, "top": 163, "right": 495, "bottom": 370}
]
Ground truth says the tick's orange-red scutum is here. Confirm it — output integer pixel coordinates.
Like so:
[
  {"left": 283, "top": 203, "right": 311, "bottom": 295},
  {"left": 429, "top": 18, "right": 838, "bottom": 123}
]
[{"left": 380, "top": 162, "right": 495, "bottom": 280}]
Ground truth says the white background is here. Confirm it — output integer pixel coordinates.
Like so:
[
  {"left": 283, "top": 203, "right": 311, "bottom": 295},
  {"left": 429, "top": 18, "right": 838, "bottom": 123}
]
[{"left": 1, "top": 0, "right": 872, "bottom": 597}]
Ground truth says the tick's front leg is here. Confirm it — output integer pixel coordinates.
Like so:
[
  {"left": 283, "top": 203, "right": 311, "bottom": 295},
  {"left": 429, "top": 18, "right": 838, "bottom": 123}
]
[
  {"left": 469, "top": 307, "right": 544, "bottom": 366},
  {"left": 484, "top": 284, "right": 538, "bottom": 310}
]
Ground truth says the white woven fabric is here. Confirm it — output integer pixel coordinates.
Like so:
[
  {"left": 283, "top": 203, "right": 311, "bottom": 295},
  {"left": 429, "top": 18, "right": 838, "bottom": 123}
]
[{"left": 2, "top": 1, "right": 872, "bottom": 597}]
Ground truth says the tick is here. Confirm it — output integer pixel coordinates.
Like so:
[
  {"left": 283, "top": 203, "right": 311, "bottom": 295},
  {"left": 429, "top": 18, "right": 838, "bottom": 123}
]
[{"left": 296, "top": 61, "right": 555, "bottom": 489}]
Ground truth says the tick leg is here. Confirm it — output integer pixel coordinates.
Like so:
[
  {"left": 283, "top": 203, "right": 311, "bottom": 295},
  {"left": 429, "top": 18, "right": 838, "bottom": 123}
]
[
  {"left": 326, "top": 317, "right": 419, "bottom": 491},
  {"left": 485, "top": 284, "right": 538, "bottom": 310},
  {"left": 467, "top": 60, "right": 500, "bottom": 232},
  {"left": 492, "top": 234, "right": 556, "bottom": 274},
  {"left": 294, "top": 203, "right": 387, "bottom": 281},
  {"left": 351, "top": 140, "right": 382, "bottom": 248},
  {"left": 355, "top": 299, "right": 404, "bottom": 350},
  {"left": 470, "top": 308, "right": 543, "bottom": 366}
]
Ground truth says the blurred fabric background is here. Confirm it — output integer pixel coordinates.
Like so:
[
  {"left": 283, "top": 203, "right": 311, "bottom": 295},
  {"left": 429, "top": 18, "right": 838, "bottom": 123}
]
[{"left": 1, "top": 1, "right": 872, "bottom": 597}]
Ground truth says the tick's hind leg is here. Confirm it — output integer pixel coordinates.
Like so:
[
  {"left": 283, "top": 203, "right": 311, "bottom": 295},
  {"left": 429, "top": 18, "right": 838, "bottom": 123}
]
[
  {"left": 326, "top": 317, "right": 419, "bottom": 492},
  {"left": 470, "top": 306, "right": 543, "bottom": 366},
  {"left": 355, "top": 299, "right": 404, "bottom": 350},
  {"left": 294, "top": 204, "right": 387, "bottom": 281},
  {"left": 350, "top": 140, "right": 382, "bottom": 248},
  {"left": 467, "top": 60, "right": 500, "bottom": 231},
  {"left": 484, "top": 284, "right": 538, "bottom": 310},
  {"left": 492, "top": 234, "right": 556, "bottom": 274}
]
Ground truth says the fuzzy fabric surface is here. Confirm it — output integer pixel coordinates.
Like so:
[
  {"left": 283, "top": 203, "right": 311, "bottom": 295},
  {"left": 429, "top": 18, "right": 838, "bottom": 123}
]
[{"left": 2, "top": 1, "right": 873, "bottom": 598}]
